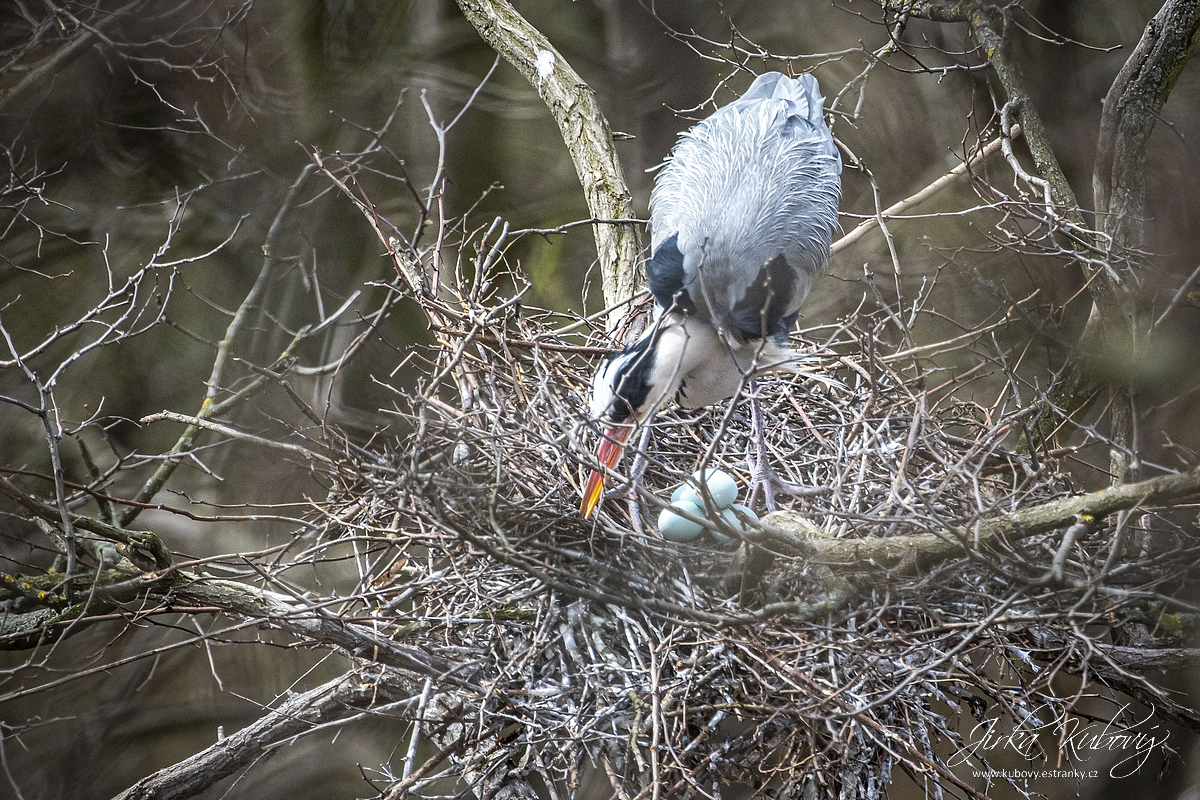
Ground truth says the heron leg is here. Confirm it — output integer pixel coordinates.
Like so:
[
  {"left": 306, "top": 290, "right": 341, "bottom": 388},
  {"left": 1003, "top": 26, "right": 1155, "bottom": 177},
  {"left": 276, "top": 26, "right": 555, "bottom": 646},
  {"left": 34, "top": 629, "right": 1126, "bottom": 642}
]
[
  {"left": 601, "top": 415, "right": 654, "bottom": 531},
  {"left": 746, "top": 382, "right": 821, "bottom": 512},
  {"left": 625, "top": 422, "right": 654, "bottom": 533}
]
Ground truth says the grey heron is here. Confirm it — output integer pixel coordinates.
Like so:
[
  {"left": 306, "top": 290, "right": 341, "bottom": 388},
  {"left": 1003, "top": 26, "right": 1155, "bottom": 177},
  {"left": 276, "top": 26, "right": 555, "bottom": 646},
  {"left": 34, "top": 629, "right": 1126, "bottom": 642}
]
[{"left": 580, "top": 71, "right": 842, "bottom": 519}]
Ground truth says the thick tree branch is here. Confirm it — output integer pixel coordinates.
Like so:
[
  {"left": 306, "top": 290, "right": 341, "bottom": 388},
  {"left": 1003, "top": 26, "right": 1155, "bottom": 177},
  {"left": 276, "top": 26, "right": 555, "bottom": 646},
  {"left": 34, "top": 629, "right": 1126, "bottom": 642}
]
[
  {"left": 965, "top": 6, "right": 1086, "bottom": 227},
  {"left": 878, "top": 1, "right": 1116, "bottom": 458},
  {"left": 453, "top": 0, "right": 642, "bottom": 325},
  {"left": 1095, "top": 0, "right": 1200, "bottom": 249},
  {"left": 112, "top": 667, "right": 417, "bottom": 800},
  {"left": 171, "top": 576, "right": 477, "bottom": 687},
  {"left": 959, "top": 6, "right": 1122, "bottom": 464},
  {"left": 880, "top": 0, "right": 1084, "bottom": 236},
  {"left": 1088, "top": 0, "right": 1200, "bottom": 484},
  {"left": 765, "top": 463, "right": 1200, "bottom": 569},
  {"left": 0, "top": 474, "right": 171, "bottom": 570}
]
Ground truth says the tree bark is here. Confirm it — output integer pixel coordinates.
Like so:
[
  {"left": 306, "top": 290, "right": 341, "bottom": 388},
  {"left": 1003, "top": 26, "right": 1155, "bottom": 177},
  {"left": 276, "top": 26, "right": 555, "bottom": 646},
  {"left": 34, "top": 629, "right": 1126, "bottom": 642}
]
[
  {"left": 1091, "top": 0, "right": 1200, "bottom": 482},
  {"left": 112, "top": 668, "right": 414, "bottom": 800},
  {"left": 454, "top": 0, "right": 643, "bottom": 326},
  {"left": 765, "top": 462, "right": 1200, "bottom": 570}
]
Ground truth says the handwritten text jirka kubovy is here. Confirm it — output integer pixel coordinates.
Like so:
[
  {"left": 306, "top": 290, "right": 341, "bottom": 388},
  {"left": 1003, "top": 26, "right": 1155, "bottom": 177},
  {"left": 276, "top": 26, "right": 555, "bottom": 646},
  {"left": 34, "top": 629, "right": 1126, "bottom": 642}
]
[{"left": 947, "top": 703, "right": 1169, "bottom": 779}]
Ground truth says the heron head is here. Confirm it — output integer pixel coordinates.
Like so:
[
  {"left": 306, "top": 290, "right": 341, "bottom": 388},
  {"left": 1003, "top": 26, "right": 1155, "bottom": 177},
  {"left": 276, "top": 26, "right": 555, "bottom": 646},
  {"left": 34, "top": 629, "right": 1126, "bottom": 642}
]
[
  {"left": 580, "top": 335, "right": 658, "bottom": 518},
  {"left": 588, "top": 347, "right": 646, "bottom": 425}
]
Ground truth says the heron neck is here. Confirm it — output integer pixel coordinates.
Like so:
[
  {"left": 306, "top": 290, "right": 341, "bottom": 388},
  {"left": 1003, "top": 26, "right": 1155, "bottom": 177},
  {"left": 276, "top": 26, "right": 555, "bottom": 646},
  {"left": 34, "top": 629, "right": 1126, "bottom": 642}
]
[{"left": 647, "top": 315, "right": 790, "bottom": 411}]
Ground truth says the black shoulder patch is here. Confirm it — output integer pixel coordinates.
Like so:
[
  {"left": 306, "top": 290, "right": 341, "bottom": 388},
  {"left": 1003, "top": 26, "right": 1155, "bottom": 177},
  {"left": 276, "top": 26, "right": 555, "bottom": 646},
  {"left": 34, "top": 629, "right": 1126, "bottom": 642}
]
[
  {"left": 729, "top": 254, "right": 799, "bottom": 344},
  {"left": 647, "top": 234, "right": 693, "bottom": 313}
]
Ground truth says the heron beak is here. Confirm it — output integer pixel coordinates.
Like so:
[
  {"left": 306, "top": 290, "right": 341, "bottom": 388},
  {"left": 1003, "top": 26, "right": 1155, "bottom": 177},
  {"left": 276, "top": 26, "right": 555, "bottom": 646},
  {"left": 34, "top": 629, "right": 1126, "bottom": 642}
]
[{"left": 580, "top": 425, "right": 632, "bottom": 518}]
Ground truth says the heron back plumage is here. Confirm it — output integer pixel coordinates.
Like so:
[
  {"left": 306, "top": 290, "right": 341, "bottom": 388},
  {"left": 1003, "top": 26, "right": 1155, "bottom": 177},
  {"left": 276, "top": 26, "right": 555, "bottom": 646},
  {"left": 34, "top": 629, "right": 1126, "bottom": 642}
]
[
  {"left": 589, "top": 72, "right": 841, "bottom": 430},
  {"left": 648, "top": 72, "right": 842, "bottom": 346}
]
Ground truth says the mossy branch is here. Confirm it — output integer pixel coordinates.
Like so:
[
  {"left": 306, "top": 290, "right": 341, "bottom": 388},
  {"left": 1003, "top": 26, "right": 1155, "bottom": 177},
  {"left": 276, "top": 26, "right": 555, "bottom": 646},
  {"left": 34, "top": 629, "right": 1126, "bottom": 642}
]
[
  {"left": 454, "top": 0, "right": 642, "bottom": 326},
  {"left": 765, "top": 464, "right": 1200, "bottom": 570},
  {"left": 0, "top": 474, "right": 171, "bottom": 570},
  {"left": 1095, "top": 0, "right": 1200, "bottom": 250}
]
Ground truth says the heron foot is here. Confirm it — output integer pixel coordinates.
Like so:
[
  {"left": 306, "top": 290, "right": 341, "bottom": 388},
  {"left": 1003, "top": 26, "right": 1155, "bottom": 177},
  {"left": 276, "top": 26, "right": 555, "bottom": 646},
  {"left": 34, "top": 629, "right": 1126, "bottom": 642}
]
[
  {"left": 745, "top": 383, "right": 812, "bottom": 512},
  {"left": 745, "top": 450, "right": 823, "bottom": 512}
]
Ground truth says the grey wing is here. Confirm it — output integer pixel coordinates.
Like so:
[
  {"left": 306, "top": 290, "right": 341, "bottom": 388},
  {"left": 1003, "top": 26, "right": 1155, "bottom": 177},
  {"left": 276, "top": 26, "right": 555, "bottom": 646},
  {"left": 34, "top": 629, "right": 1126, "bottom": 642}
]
[{"left": 649, "top": 72, "right": 841, "bottom": 342}]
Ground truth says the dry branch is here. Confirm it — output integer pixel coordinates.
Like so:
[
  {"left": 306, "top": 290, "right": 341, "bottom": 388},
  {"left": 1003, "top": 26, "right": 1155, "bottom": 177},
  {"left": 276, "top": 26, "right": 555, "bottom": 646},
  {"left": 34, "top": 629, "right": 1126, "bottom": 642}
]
[
  {"left": 120, "top": 170, "right": 313, "bottom": 526},
  {"left": 112, "top": 667, "right": 417, "bottom": 800},
  {"left": 767, "top": 464, "right": 1200, "bottom": 569},
  {"left": 454, "top": 0, "right": 642, "bottom": 322},
  {"left": 831, "top": 127, "right": 1017, "bottom": 255}
]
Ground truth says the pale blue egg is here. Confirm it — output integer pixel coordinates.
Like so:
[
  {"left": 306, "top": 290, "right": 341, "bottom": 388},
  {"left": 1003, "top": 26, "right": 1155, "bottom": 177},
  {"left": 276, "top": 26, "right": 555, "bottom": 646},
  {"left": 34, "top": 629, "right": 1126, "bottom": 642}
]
[
  {"left": 658, "top": 500, "right": 704, "bottom": 541},
  {"left": 682, "top": 468, "right": 738, "bottom": 509},
  {"left": 712, "top": 503, "right": 759, "bottom": 542}
]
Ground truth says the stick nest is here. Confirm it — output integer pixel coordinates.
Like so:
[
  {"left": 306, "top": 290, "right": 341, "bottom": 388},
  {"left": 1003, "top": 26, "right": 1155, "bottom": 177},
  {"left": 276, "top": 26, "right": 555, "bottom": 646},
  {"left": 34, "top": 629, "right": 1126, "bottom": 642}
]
[{"left": 312, "top": 264, "right": 1185, "bottom": 799}]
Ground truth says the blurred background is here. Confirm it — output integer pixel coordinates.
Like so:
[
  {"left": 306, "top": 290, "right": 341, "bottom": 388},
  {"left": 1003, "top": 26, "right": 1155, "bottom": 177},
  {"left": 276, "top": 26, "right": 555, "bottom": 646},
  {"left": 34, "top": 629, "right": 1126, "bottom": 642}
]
[{"left": 1, "top": 0, "right": 1199, "bottom": 797}]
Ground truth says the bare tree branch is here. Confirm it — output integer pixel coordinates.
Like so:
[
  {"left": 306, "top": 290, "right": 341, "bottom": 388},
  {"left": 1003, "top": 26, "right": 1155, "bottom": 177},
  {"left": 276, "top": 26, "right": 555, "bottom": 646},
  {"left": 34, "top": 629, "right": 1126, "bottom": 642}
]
[
  {"left": 111, "top": 667, "right": 417, "bottom": 800},
  {"left": 832, "top": 127, "right": 1018, "bottom": 255},
  {"left": 121, "top": 168, "right": 314, "bottom": 526},
  {"left": 767, "top": 463, "right": 1200, "bottom": 569},
  {"left": 453, "top": 0, "right": 643, "bottom": 326}
]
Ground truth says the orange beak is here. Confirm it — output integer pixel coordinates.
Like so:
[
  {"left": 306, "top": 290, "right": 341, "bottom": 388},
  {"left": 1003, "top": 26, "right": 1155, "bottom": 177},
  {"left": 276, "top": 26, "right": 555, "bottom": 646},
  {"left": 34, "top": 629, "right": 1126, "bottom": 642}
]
[{"left": 580, "top": 425, "right": 632, "bottom": 518}]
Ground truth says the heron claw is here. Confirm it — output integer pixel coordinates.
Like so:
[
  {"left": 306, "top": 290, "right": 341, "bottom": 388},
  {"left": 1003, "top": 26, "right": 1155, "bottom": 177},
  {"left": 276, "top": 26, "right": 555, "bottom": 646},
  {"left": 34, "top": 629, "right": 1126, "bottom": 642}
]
[{"left": 746, "top": 450, "right": 821, "bottom": 512}]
